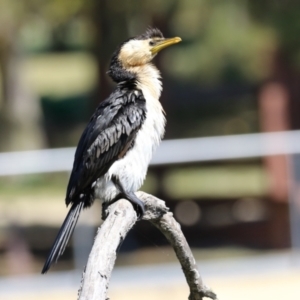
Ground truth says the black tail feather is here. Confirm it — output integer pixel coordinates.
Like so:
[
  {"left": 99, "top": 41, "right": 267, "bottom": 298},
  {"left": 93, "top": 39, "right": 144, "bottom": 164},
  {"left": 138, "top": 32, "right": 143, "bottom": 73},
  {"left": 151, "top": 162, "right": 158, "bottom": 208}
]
[{"left": 41, "top": 202, "right": 84, "bottom": 274}]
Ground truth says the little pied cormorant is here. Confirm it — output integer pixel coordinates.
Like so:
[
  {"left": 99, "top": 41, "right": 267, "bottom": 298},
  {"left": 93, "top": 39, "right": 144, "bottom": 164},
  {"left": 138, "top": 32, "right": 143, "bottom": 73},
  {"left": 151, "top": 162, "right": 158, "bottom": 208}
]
[{"left": 42, "top": 28, "right": 181, "bottom": 273}]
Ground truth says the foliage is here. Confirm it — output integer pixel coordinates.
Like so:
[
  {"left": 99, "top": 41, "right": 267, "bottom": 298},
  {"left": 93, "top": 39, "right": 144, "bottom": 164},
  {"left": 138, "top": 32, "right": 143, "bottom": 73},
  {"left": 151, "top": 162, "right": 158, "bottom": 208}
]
[
  {"left": 0, "top": 0, "right": 299, "bottom": 148},
  {"left": 0, "top": 0, "right": 297, "bottom": 84}
]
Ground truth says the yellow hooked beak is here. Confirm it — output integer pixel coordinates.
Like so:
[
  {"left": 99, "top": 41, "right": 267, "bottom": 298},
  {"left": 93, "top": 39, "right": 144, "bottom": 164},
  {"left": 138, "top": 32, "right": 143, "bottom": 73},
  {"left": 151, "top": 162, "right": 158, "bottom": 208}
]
[{"left": 150, "top": 37, "right": 182, "bottom": 55}]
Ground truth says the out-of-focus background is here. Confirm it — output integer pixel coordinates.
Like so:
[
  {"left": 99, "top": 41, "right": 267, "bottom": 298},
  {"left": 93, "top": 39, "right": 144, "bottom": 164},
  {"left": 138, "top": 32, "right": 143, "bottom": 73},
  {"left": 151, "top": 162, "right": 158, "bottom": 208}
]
[{"left": 1, "top": 1, "right": 300, "bottom": 299}]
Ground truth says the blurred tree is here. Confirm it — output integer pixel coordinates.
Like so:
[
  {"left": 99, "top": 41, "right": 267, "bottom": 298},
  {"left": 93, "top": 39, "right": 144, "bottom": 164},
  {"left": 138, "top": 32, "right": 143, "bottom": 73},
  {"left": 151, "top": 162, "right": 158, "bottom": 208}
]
[
  {"left": 164, "top": 0, "right": 277, "bottom": 85},
  {"left": 2, "top": 0, "right": 298, "bottom": 149},
  {"left": 249, "top": 1, "right": 300, "bottom": 129},
  {"left": 0, "top": 0, "right": 90, "bottom": 151},
  {"left": 0, "top": 0, "right": 179, "bottom": 150},
  {"left": 248, "top": 1, "right": 300, "bottom": 206}
]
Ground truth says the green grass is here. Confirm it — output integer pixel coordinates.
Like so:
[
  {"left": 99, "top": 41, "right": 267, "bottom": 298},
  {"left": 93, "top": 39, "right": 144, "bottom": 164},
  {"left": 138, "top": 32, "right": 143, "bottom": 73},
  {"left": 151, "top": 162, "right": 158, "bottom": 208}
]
[
  {"left": 0, "top": 173, "right": 68, "bottom": 199},
  {"left": 163, "top": 164, "right": 268, "bottom": 199}
]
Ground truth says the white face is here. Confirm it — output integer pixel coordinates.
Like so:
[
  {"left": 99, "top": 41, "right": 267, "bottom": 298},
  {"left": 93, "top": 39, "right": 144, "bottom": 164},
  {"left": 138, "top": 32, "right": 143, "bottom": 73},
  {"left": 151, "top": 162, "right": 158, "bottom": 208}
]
[{"left": 119, "top": 39, "right": 156, "bottom": 67}]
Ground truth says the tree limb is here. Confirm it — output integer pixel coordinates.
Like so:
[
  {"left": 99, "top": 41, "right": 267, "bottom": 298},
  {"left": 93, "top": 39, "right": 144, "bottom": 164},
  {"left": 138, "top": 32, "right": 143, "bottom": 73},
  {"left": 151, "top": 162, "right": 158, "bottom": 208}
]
[{"left": 78, "top": 192, "right": 217, "bottom": 300}]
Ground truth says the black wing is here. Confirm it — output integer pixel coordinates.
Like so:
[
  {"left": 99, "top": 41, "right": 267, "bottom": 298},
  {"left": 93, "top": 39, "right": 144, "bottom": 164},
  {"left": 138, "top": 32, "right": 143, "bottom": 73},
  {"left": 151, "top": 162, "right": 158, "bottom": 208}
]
[{"left": 66, "top": 88, "right": 146, "bottom": 207}]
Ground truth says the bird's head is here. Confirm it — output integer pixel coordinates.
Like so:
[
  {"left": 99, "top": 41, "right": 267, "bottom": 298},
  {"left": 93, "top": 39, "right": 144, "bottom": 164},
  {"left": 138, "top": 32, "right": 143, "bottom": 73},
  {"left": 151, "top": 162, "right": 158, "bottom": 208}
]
[
  {"left": 108, "top": 28, "right": 181, "bottom": 82},
  {"left": 119, "top": 28, "right": 181, "bottom": 67}
]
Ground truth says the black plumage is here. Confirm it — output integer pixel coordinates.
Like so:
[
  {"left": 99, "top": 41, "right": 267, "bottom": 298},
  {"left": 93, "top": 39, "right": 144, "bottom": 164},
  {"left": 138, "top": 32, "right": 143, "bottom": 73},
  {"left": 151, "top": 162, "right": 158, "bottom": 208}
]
[
  {"left": 136, "top": 27, "right": 164, "bottom": 40},
  {"left": 42, "top": 88, "right": 146, "bottom": 273},
  {"left": 66, "top": 88, "right": 146, "bottom": 207}
]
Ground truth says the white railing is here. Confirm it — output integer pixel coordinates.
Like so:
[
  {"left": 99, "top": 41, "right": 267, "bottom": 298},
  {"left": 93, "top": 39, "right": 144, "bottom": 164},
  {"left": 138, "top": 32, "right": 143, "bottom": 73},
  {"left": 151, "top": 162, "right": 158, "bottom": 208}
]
[{"left": 0, "top": 130, "right": 300, "bottom": 176}]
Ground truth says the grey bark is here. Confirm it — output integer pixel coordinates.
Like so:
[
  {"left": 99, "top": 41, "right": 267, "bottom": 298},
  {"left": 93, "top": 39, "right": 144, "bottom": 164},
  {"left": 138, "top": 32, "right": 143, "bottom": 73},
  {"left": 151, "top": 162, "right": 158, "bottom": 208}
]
[{"left": 78, "top": 191, "right": 217, "bottom": 300}]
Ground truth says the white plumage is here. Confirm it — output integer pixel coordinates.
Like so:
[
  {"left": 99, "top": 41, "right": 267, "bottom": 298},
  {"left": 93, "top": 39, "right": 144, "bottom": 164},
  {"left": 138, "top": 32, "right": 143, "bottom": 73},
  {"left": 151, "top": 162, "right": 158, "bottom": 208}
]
[{"left": 95, "top": 63, "right": 165, "bottom": 201}]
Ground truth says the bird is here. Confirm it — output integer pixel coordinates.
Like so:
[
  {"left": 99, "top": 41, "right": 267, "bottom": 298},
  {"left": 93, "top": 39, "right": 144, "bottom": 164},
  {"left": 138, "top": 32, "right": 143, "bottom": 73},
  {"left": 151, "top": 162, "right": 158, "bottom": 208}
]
[{"left": 41, "top": 28, "right": 181, "bottom": 273}]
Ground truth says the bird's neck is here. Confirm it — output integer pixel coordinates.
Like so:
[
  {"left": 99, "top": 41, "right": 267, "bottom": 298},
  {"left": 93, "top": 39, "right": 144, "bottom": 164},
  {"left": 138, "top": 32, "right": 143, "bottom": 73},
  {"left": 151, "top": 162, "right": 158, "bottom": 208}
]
[
  {"left": 109, "top": 60, "right": 162, "bottom": 100},
  {"left": 130, "top": 63, "right": 162, "bottom": 100}
]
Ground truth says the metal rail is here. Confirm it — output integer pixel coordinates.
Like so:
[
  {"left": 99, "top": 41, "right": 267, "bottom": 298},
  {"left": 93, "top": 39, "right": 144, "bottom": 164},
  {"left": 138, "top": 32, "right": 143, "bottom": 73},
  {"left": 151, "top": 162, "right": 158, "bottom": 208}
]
[{"left": 0, "top": 130, "right": 299, "bottom": 176}]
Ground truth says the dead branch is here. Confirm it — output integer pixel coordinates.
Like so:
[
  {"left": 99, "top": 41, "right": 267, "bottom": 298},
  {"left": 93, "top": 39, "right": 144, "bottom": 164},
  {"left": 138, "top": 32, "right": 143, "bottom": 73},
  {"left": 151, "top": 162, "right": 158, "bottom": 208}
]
[{"left": 78, "top": 191, "right": 217, "bottom": 300}]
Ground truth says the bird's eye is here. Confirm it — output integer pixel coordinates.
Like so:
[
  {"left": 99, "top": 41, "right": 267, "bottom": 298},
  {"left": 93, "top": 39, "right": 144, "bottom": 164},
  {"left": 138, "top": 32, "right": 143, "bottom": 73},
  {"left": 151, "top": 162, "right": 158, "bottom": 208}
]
[{"left": 149, "top": 41, "right": 155, "bottom": 46}]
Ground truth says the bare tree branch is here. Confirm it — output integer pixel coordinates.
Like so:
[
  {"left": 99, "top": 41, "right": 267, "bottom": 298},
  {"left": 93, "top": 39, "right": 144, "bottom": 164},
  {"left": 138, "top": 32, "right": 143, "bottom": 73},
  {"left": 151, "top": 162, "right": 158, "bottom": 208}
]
[{"left": 78, "top": 192, "right": 217, "bottom": 300}]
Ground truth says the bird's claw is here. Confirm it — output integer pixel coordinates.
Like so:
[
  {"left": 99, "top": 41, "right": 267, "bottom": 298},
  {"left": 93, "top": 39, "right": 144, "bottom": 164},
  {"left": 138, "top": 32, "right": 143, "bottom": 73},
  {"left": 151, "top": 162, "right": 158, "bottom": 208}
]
[{"left": 136, "top": 201, "right": 145, "bottom": 220}]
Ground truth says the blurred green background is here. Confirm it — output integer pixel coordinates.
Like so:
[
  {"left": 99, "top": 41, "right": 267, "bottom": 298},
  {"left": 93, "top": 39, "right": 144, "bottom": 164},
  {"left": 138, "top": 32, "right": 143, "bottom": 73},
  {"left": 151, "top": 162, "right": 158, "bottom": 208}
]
[{"left": 0, "top": 1, "right": 300, "bottom": 300}]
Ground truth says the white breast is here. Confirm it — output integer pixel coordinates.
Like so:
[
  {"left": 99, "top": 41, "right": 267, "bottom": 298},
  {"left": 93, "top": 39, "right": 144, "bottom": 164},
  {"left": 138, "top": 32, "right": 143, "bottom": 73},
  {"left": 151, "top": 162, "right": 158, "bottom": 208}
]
[{"left": 95, "top": 64, "right": 165, "bottom": 202}]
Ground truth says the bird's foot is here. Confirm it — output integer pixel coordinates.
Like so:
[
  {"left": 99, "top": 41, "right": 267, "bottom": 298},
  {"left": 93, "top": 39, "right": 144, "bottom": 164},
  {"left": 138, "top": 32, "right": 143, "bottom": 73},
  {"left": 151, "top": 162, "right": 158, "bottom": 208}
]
[
  {"left": 125, "top": 192, "right": 145, "bottom": 220},
  {"left": 122, "top": 192, "right": 145, "bottom": 219},
  {"left": 111, "top": 176, "right": 145, "bottom": 219},
  {"left": 133, "top": 200, "right": 145, "bottom": 220}
]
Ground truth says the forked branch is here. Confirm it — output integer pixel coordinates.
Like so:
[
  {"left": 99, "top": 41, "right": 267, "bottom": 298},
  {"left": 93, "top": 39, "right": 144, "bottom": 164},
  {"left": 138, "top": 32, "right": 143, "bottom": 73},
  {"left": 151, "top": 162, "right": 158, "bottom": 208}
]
[{"left": 78, "top": 191, "right": 217, "bottom": 300}]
